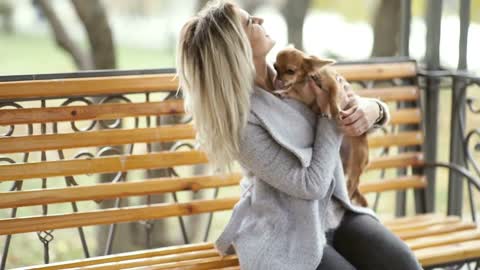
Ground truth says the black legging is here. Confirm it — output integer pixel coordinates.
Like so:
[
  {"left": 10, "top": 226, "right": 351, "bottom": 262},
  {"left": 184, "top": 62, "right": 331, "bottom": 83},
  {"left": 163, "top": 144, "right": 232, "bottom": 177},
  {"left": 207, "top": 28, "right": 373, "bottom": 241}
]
[{"left": 317, "top": 210, "right": 424, "bottom": 270}]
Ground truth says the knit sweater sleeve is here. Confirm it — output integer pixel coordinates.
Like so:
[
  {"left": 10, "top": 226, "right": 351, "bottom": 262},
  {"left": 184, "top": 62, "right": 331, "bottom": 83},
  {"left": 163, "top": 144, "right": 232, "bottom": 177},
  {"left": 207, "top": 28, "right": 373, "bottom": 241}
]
[{"left": 236, "top": 116, "right": 344, "bottom": 200}]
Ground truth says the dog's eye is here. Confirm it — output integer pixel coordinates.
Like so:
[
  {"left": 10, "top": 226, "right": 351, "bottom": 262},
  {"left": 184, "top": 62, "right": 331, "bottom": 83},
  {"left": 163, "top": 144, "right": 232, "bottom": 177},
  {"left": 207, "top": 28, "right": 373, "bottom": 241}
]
[{"left": 286, "top": 69, "right": 295, "bottom": 75}]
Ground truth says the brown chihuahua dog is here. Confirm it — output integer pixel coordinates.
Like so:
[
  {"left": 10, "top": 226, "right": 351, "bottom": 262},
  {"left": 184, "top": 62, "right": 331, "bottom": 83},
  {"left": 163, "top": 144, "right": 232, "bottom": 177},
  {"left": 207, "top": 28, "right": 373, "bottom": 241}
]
[{"left": 273, "top": 46, "right": 369, "bottom": 207}]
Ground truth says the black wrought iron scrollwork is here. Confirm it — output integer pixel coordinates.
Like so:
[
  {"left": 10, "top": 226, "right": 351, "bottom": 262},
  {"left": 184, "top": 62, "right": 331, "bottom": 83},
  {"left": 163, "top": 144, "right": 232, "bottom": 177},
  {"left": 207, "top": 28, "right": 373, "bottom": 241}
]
[{"left": 463, "top": 92, "right": 480, "bottom": 225}]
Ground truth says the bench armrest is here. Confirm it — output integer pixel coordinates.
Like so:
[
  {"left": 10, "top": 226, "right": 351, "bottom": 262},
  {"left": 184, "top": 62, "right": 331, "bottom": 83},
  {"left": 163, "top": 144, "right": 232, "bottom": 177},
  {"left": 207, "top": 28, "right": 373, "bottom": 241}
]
[{"left": 425, "top": 161, "right": 480, "bottom": 192}]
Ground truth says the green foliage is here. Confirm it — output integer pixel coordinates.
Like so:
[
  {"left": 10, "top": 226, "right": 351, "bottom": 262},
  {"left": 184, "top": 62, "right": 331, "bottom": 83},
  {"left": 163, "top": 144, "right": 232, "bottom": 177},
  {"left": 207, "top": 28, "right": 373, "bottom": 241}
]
[
  {"left": 312, "top": 0, "right": 479, "bottom": 23},
  {"left": 311, "top": 0, "right": 376, "bottom": 22},
  {"left": 472, "top": 0, "right": 480, "bottom": 22}
]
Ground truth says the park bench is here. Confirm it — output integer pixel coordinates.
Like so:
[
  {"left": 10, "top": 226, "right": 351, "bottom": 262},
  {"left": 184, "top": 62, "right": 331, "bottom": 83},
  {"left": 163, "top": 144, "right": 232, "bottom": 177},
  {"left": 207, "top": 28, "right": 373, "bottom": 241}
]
[{"left": 0, "top": 59, "right": 479, "bottom": 269}]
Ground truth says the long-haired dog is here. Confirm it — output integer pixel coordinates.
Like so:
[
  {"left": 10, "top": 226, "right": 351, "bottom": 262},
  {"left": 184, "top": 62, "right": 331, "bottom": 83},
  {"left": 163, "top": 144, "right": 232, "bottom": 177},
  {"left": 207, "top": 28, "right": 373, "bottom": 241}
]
[{"left": 273, "top": 46, "right": 369, "bottom": 207}]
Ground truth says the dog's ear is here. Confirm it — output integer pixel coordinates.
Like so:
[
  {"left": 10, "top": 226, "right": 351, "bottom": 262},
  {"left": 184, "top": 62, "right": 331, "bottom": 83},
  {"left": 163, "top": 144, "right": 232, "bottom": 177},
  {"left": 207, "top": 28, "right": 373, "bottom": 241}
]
[{"left": 303, "top": 55, "right": 336, "bottom": 70}]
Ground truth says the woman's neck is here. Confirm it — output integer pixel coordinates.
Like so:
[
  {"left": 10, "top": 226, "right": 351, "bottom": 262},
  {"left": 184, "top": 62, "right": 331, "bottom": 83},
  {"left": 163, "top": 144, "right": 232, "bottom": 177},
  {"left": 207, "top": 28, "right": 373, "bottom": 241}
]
[{"left": 254, "top": 58, "right": 274, "bottom": 92}]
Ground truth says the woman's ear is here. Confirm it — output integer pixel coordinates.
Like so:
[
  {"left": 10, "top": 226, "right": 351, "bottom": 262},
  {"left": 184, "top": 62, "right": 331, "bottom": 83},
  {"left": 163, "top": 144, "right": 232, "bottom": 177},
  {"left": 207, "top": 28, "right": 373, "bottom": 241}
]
[{"left": 303, "top": 55, "right": 336, "bottom": 70}]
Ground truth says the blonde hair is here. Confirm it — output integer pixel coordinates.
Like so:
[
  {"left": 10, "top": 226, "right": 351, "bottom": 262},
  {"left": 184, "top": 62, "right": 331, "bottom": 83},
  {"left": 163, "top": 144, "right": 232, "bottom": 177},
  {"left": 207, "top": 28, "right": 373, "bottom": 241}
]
[{"left": 176, "top": 1, "right": 255, "bottom": 173}]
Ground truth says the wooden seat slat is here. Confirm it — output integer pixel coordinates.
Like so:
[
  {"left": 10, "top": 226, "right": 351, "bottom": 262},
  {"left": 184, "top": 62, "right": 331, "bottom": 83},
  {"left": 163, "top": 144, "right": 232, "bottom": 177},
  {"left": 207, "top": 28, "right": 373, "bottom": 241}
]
[
  {"left": 388, "top": 216, "right": 460, "bottom": 233},
  {"left": 359, "top": 175, "right": 426, "bottom": 194},
  {"left": 0, "top": 197, "right": 239, "bottom": 235},
  {"left": 0, "top": 100, "right": 184, "bottom": 126},
  {"left": 25, "top": 243, "right": 215, "bottom": 270},
  {"left": 397, "top": 221, "right": 477, "bottom": 240},
  {"left": 0, "top": 150, "right": 208, "bottom": 181},
  {"left": 356, "top": 86, "right": 419, "bottom": 102},
  {"left": 406, "top": 229, "right": 480, "bottom": 250},
  {"left": 0, "top": 173, "right": 242, "bottom": 209},
  {"left": 366, "top": 152, "right": 424, "bottom": 171},
  {"left": 368, "top": 131, "right": 423, "bottom": 149},
  {"left": 0, "top": 125, "right": 195, "bottom": 154},
  {"left": 334, "top": 62, "right": 417, "bottom": 81},
  {"left": 415, "top": 239, "right": 480, "bottom": 267},
  {"left": 78, "top": 249, "right": 221, "bottom": 270},
  {"left": 389, "top": 108, "right": 421, "bottom": 125},
  {"left": 386, "top": 215, "right": 456, "bottom": 230},
  {"left": 133, "top": 255, "right": 239, "bottom": 270},
  {"left": 382, "top": 213, "right": 442, "bottom": 226}
]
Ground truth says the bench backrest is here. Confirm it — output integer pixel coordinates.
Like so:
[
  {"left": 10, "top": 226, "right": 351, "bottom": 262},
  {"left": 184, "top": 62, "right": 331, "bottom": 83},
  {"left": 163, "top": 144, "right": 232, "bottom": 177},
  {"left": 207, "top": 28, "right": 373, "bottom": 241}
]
[{"left": 0, "top": 60, "right": 423, "bottom": 266}]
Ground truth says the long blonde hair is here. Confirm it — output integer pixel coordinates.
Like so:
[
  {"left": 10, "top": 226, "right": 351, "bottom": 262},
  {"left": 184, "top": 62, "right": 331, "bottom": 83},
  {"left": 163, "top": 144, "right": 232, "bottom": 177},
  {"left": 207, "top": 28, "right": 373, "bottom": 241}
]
[{"left": 176, "top": 1, "right": 255, "bottom": 173}]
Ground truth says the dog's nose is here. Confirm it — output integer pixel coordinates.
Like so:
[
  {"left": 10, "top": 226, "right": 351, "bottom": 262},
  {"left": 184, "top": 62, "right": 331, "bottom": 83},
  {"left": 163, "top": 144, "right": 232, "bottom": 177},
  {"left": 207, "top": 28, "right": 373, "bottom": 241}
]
[{"left": 274, "top": 79, "right": 284, "bottom": 90}]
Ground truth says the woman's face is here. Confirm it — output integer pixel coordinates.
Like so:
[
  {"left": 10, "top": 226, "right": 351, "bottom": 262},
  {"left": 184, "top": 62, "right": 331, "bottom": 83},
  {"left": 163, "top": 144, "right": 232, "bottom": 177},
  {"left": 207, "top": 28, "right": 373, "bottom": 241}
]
[{"left": 237, "top": 8, "right": 275, "bottom": 58}]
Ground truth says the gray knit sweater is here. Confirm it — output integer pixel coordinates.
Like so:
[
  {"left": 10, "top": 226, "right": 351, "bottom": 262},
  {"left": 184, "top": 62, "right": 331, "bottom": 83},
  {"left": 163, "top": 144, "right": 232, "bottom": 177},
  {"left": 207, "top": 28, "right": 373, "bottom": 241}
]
[{"left": 214, "top": 86, "right": 387, "bottom": 270}]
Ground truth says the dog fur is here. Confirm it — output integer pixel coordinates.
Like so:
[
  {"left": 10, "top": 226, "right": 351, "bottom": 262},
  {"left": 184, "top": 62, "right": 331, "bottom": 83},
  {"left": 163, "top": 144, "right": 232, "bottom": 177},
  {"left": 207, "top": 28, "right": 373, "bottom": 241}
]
[{"left": 273, "top": 46, "right": 369, "bottom": 207}]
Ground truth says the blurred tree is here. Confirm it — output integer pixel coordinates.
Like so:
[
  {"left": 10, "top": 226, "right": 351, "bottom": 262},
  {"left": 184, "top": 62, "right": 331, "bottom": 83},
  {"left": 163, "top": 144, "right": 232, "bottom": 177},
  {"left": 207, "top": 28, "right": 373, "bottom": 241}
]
[
  {"left": 281, "top": 0, "right": 311, "bottom": 50},
  {"left": 0, "top": 0, "right": 13, "bottom": 34},
  {"left": 371, "top": 0, "right": 401, "bottom": 57},
  {"left": 33, "top": 0, "right": 115, "bottom": 70}
]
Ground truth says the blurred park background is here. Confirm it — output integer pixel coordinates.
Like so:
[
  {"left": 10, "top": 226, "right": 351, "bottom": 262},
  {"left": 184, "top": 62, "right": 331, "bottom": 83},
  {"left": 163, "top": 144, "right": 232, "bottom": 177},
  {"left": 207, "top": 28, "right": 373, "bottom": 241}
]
[{"left": 0, "top": 0, "right": 479, "bottom": 268}]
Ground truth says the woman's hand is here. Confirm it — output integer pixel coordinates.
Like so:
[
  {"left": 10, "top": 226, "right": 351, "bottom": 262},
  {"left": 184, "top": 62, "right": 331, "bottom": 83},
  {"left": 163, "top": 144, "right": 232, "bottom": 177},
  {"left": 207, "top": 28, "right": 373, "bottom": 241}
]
[
  {"left": 338, "top": 98, "right": 381, "bottom": 136},
  {"left": 336, "top": 76, "right": 382, "bottom": 136},
  {"left": 307, "top": 76, "right": 349, "bottom": 115}
]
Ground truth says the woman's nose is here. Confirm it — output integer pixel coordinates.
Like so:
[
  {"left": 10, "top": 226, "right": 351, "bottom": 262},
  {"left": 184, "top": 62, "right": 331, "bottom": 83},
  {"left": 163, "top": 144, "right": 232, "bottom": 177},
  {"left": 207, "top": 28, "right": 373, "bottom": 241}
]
[{"left": 253, "top": 16, "right": 264, "bottom": 25}]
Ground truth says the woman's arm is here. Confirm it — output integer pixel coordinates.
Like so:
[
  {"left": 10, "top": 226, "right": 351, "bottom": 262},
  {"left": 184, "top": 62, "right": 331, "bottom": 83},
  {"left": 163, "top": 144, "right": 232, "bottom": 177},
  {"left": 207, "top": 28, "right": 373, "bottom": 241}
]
[{"left": 237, "top": 116, "right": 343, "bottom": 200}]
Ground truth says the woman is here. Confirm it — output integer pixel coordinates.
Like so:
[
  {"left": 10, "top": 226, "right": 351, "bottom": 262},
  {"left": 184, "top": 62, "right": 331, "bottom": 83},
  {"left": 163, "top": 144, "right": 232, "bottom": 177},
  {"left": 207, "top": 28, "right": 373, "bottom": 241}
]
[{"left": 177, "top": 1, "right": 423, "bottom": 269}]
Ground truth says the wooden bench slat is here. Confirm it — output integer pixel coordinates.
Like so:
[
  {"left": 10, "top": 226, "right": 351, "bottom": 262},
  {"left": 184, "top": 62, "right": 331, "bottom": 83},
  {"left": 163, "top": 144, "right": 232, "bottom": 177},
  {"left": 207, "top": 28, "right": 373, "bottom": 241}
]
[
  {"left": 368, "top": 131, "right": 423, "bottom": 149},
  {"left": 359, "top": 175, "right": 426, "bottom": 194},
  {"left": 0, "top": 173, "right": 242, "bottom": 209},
  {"left": 397, "top": 221, "right": 477, "bottom": 240},
  {"left": 0, "top": 62, "right": 417, "bottom": 101},
  {"left": 0, "top": 150, "right": 207, "bottom": 181},
  {"left": 135, "top": 255, "right": 239, "bottom": 270},
  {"left": 382, "top": 213, "right": 442, "bottom": 226},
  {"left": 0, "top": 74, "right": 178, "bottom": 100},
  {"left": 0, "top": 125, "right": 195, "bottom": 154},
  {"left": 25, "top": 243, "right": 215, "bottom": 270},
  {"left": 388, "top": 216, "right": 460, "bottom": 233},
  {"left": 406, "top": 229, "right": 480, "bottom": 250},
  {"left": 0, "top": 197, "right": 239, "bottom": 235},
  {"left": 0, "top": 99, "right": 419, "bottom": 127},
  {"left": 386, "top": 215, "right": 455, "bottom": 230},
  {"left": 80, "top": 249, "right": 221, "bottom": 270},
  {"left": 389, "top": 108, "right": 421, "bottom": 125},
  {"left": 415, "top": 239, "right": 480, "bottom": 267},
  {"left": 0, "top": 125, "right": 422, "bottom": 154},
  {"left": 367, "top": 152, "right": 424, "bottom": 171},
  {"left": 0, "top": 100, "right": 183, "bottom": 126},
  {"left": 334, "top": 62, "right": 417, "bottom": 81},
  {"left": 356, "top": 86, "right": 420, "bottom": 102}
]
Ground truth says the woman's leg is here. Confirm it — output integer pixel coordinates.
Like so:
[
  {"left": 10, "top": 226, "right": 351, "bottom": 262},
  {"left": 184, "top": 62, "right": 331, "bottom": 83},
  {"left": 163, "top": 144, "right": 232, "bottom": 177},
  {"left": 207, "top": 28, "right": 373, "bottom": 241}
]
[
  {"left": 316, "top": 244, "right": 357, "bottom": 270},
  {"left": 332, "top": 210, "right": 423, "bottom": 270}
]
